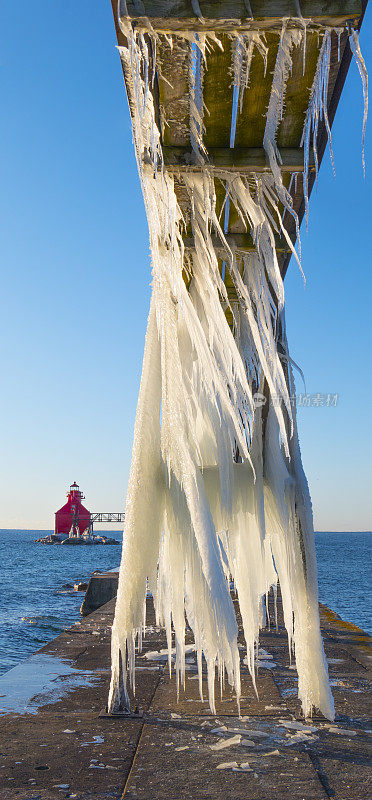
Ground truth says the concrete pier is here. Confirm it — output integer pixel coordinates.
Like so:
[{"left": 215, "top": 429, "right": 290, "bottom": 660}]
[{"left": 0, "top": 589, "right": 370, "bottom": 800}]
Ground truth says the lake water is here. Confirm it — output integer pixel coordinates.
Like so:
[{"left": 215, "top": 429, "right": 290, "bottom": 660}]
[
  {"left": 0, "top": 529, "right": 370, "bottom": 676},
  {"left": 0, "top": 529, "right": 122, "bottom": 675}
]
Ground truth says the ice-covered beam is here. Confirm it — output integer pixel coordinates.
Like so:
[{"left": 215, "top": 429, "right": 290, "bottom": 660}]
[
  {"left": 122, "top": 0, "right": 362, "bottom": 32},
  {"left": 162, "top": 146, "right": 315, "bottom": 173},
  {"left": 184, "top": 233, "right": 287, "bottom": 253}
]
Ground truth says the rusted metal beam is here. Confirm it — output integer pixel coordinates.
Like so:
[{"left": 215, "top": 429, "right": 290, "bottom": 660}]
[
  {"left": 162, "top": 146, "right": 314, "bottom": 172},
  {"left": 122, "top": 0, "right": 362, "bottom": 32}
]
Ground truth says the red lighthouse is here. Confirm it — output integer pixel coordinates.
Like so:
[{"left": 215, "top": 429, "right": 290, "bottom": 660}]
[{"left": 55, "top": 482, "right": 90, "bottom": 539}]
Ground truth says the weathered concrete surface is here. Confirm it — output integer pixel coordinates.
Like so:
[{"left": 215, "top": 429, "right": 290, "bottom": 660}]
[
  {"left": 80, "top": 572, "right": 118, "bottom": 617},
  {"left": 0, "top": 594, "right": 370, "bottom": 800}
]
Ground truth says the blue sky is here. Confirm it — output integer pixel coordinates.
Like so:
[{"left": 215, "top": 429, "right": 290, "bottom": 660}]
[{"left": 0, "top": 4, "right": 370, "bottom": 531}]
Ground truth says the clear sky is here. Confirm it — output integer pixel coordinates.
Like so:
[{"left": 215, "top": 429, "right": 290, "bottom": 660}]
[{"left": 0, "top": 4, "right": 371, "bottom": 531}]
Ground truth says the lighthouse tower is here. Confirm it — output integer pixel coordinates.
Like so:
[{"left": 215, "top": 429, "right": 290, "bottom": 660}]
[{"left": 55, "top": 482, "right": 91, "bottom": 539}]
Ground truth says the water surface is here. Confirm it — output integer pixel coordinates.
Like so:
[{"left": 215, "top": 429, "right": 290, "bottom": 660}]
[
  {"left": 0, "top": 529, "right": 122, "bottom": 675},
  {"left": 0, "top": 529, "right": 370, "bottom": 676},
  {"left": 315, "top": 531, "right": 371, "bottom": 634}
]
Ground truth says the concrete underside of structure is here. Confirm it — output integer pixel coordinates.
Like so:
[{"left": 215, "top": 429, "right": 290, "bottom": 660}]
[
  {"left": 111, "top": 1, "right": 366, "bottom": 299},
  {"left": 0, "top": 588, "right": 370, "bottom": 799}
]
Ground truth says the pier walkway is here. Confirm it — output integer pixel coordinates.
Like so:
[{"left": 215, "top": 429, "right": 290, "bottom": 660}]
[{"left": 0, "top": 592, "right": 370, "bottom": 800}]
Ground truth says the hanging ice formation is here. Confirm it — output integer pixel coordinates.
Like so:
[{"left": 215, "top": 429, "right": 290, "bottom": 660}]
[{"left": 108, "top": 10, "right": 367, "bottom": 721}]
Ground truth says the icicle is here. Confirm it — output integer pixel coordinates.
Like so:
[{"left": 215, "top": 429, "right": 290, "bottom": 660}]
[
  {"left": 263, "top": 24, "right": 303, "bottom": 269},
  {"left": 230, "top": 32, "right": 268, "bottom": 120},
  {"left": 188, "top": 32, "right": 224, "bottom": 158},
  {"left": 301, "top": 24, "right": 368, "bottom": 220},
  {"left": 349, "top": 27, "right": 368, "bottom": 177},
  {"left": 189, "top": 37, "right": 206, "bottom": 157},
  {"left": 263, "top": 23, "right": 303, "bottom": 180},
  {"left": 301, "top": 29, "right": 334, "bottom": 226},
  {"left": 191, "top": 0, "right": 203, "bottom": 19},
  {"left": 302, "top": 21, "right": 307, "bottom": 76},
  {"left": 108, "top": 294, "right": 164, "bottom": 713},
  {"left": 267, "top": 318, "right": 334, "bottom": 720}
]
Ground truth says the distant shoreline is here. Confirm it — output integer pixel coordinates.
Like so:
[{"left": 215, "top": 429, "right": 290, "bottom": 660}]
[
  {"left": 0, "top": 528, "right": 124, "bottom": 533},
  {"left": 0, "top": 529, "right": 370, "bottom": 535}
]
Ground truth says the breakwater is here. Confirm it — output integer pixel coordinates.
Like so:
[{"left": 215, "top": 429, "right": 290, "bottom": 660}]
[{"left": 0, "top": 584, "right": 370, "bottom": 799}]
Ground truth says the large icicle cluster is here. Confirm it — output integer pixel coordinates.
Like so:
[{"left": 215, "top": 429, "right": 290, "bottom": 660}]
[{"left": 109, "top": 14, "right": 367, "bottom": 722}]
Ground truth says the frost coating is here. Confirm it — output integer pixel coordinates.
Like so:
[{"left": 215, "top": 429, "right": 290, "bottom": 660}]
[{"left": 109, "top": 16, "right": 366, "bottom": 722}]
